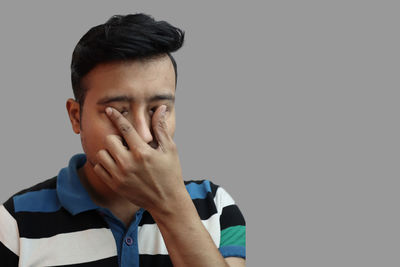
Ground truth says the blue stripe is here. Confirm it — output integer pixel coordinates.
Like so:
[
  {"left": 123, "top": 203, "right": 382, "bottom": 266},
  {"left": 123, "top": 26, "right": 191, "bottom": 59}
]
[
  {"left": 185, "top": 180, "right": 212, "bottom": 200},
  {"left": 219, "top": 245, "right": 246, "bottom": 259},
  {"left": 13, "top": 189, "right": 61, "bottom": 213}
]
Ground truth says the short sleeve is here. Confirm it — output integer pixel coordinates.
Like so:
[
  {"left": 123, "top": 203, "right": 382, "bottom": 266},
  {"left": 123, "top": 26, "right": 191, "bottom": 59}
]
[{"left": 214, "top": 186, "right": 246, "bottom": 259}]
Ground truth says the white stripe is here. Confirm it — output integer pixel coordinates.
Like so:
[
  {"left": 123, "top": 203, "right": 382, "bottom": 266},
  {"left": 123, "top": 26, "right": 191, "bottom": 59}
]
[
  {"left": 0, "top": 205, "right": 20, "bottom": 256},
  {"left": 214, "top": 187, "right": 235, "bottom": 214},
  {"left": 200, "top": 213, "right": 220, "bottom": 247},
  {"left": 138, "top": 213, "right": 221, "bottom": 255},
  {"left": 18, "top": 228, "right": 117, "bottom": 267},
  {"left": 138, "top": 223, "right": 168, "bottom": 255}
]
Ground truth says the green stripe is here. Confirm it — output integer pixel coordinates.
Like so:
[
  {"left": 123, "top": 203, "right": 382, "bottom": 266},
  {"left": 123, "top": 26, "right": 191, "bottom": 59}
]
[{"left": 220, "top": 225, "right": 246, "bottom": 247}]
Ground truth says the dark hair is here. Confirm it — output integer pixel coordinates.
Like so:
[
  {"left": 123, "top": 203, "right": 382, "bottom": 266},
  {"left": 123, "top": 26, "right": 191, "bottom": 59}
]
[{"left": 71, "top": 13, "right": 184, "bottom": 107}]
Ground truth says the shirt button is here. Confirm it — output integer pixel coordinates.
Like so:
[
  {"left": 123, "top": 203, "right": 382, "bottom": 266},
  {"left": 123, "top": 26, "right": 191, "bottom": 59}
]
[{"left": 125, "top": 237, "right": 133, "bottom": 246}]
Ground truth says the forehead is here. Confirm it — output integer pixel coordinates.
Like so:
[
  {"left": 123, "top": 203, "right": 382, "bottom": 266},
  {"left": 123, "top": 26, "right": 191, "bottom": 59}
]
[{"left": 82, "top": 56, "right": 175, "bottom": 103}]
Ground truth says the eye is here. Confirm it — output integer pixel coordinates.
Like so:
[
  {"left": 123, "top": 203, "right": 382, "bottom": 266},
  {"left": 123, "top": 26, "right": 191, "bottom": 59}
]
[
  {"left": 120, "top": 108, "right": 129, "bottom": 116},
  {"left": 111, "top": 107, "right": 129, "bottom": 116},
  {"left": 149, "top": 108, "right": 156, "bottom": 116},
  {"left": 149, "top": 106, "right": 169, "bottom": 116}
]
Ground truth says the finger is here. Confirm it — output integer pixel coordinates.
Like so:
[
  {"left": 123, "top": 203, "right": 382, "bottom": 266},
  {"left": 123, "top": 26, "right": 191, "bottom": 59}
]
[
  {"left": 112, "top": 135, "right": 130, "bottom": 150},
  {"left": 103, "top": 135, "right": 130, "bottom": 168},
  {"left": 93, "top": 163, "right": 112, "bottom": 183},
  {"left": 96, "top": 149, "right": 120, "bottom": 178},
  {"left": 105, "top": 107, "right": 147, "bottom": 152},
  {"left": 152, "top": 105, "right": 172, "bottom": 152}
]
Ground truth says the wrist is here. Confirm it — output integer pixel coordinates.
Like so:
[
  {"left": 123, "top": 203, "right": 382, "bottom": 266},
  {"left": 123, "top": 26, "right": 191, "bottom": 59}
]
[{"left": 148, "top": 190, "right": 196, "bottom": 224}]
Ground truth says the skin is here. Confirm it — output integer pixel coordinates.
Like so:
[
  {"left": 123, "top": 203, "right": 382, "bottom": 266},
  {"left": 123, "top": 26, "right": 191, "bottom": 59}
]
[{"left": 66, "top": 55, "right": 245, "bottom": 267}]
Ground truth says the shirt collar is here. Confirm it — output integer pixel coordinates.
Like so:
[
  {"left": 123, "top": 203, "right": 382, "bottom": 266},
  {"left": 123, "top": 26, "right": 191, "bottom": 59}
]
[{"left": 57, "top": 153, "right": 99, "bottom": 215}]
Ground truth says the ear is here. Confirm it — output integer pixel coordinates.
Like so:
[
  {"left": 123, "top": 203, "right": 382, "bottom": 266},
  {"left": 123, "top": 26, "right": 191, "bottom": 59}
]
[{"left": 66, "top": 98, "right": 81, "bottom": 134}]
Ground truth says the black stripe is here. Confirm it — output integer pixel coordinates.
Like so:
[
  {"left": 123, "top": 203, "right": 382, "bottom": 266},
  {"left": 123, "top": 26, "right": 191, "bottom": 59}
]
[
  {"left": 209, "top": 180, "right": 219, "bottom": 198},
  {"left": 192, "top": 192, "right": 218, "bottom": 220},
  {"left": 48, "top": 256, "right": 118, "bottom": 267},
  {"left": 0, "top": 241, "right": 19, "bottom": 266},
  {"left": 139, "top": 210, "right": 155, "bottom": 226},
  {"left": 184, "top": 179, "right": 205, "bottom": 185},
  {"left": 3, "top": 195, "right": 16, "bottom": 218},
  {"left": 16, "top": 209, "right": 109, "bottom": 239},
  {"left": 138, "top": 193, "right": 218, "bottom": 227},
  {"left": 140, "top": 254, "right": 173, "bottom": 267},
  {"left": 12, "top": 176, "right": 57, "bottom": 197},
  {"left": 220, "top": 204, "right": 246, "bottom": 230}
]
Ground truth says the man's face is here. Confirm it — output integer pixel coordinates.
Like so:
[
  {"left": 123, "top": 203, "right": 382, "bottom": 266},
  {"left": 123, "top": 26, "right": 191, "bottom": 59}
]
[{"left": 71, "top": 55, "right": 176, "bottom": 168}]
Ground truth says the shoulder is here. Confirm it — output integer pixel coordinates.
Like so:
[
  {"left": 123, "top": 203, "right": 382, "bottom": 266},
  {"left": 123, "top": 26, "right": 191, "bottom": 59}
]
[
  {"left": 184, "top": 179, "right": 240, "bottom": 213},
  {"left": 3, "top": 176, "right": 58, "bottom": 216},
  {"left": 8, "top": 176, "right": 57, "bottom": 199},
  {"left": 184, "top": 179, "right": 218, "bottom": 199},
  {"left": 0, "top": 176, "right": 58, "bottom": 261}
]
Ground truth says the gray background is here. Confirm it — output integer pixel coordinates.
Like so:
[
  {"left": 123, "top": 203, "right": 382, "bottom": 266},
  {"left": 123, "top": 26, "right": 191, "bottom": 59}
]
[{"left": 0, "top": 1, "right": 399, "bottom": 266}]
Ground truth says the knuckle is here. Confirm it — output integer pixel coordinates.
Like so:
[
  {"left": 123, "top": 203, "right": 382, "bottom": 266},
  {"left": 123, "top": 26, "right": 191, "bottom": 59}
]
[
  {"left": 140, "top": 148, "right": 151, "bottom": 159},
  {"left": 169, "top": 142, "right": 177, "bottom": 152},
  {"left": 132, "top": 149, "right": 148, "bottom": 163},
  {"left": 119, "top": 123, "right": 132, "bottom": 134},
  {"left": 158, "top": 143, "right": 167, "bottom": 153},
  {"left": 113, "top": 111, "right": 122, "bottom": 121},
  {"left": 132, "top": 153, "right": 144, "bottom": 163},
  {"left": 120, "top": 156, "right": 135, "bottom": 173},
  {"left": 118, "top": 158, "right": 127, "bottom": 169},
  {"left": 112, "top": 176, "right": 124, "bottom": 188},
  {"left": 104, "top": 135, "right": 114, "bottom": 147},
  {"left": 170, "top": 142, "right": 177, "bottom": 150},
  {"left": 93, "top": 164, "right": 101, "bottom": 173},
  {"left": 96, "top": 149, "right": 105, "bottom": 161},
  {"left": 120, "top": 165, "right": 131, "bottom": 175},
  {"left": 114, "top": 154, "right": 124, "bottom": 166},
  {"left": 157, "top": 120, "right": 167, "bottom": 130}
]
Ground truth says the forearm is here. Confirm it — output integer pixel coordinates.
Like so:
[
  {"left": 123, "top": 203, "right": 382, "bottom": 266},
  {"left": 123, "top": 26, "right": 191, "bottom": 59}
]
[{"left": 150, "top": 193, "right": 229, "bottom": 267}]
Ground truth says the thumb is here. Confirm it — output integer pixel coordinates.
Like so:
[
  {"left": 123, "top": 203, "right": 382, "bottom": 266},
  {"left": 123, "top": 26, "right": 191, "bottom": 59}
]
[{"left": 152, "top": 105, "right": 170, "bottom": 152}]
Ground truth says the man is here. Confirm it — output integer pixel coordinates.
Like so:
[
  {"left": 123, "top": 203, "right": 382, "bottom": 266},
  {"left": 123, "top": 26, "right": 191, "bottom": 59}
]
[{"left": 0, "top": 14, "right": 245, "bottom": 266}]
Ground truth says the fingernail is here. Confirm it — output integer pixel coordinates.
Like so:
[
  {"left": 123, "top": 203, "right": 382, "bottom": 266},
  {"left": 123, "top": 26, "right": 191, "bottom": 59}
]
[{"left": 105, "top": 107, "right": 112, "bottom": 116}]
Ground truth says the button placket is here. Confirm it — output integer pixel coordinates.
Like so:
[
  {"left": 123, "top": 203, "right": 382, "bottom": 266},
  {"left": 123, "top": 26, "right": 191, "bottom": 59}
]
[
  {"left": 120, "top": 209, "right": 144, "bottom": 266},
  {"left": 125, "top": 236, "right": 133, "bottom": 246}
]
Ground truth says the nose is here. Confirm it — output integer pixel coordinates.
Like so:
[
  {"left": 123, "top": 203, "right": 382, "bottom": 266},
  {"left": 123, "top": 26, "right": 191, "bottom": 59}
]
[{"left": 131, "top": 111, "right": 154, "bottom": 145}]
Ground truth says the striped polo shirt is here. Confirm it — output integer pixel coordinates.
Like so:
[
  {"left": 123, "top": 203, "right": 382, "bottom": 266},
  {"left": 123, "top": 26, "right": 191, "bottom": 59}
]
[{"left": 0, "top": 154, "right": 246, "bottom": 266}]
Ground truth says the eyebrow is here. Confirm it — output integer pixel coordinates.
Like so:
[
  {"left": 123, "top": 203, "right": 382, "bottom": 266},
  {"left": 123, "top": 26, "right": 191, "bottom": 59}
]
[{"left": 96, "top": 94, "right": 175, "bottom": 105}]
